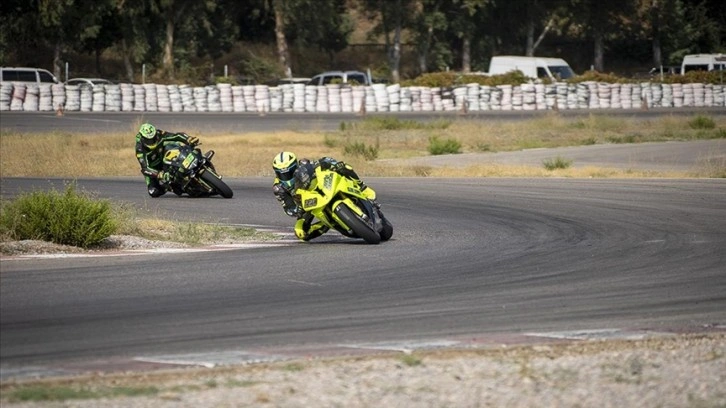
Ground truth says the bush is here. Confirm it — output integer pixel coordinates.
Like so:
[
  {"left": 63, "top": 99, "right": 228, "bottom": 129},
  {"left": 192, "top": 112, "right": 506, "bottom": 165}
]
[
  {"left": 688, "top": 115, "right": 716, "bottom": 130},
  {"left": 402, "top": 70, "right": 530, "bottom": 87},
  {"left": 0, "top": 184, "right": 117, "bottom": 248},
  {"left": 662, "top": 70, "right": 726, "bottom": 84},
  {"left": 543, "top": 156, "right": 573, "bottom": 170},
  {"left": 428, "top": 136, "right": 461, "bottom": 155},
  {"left": 569, "top": 70, "right": 634, "bottom": 84},
  {"left": 344, "top": 141, "right": 379, "bottom": 160},
  {"left": 343, "top": 117, "right": 451, "bottom": 131}
]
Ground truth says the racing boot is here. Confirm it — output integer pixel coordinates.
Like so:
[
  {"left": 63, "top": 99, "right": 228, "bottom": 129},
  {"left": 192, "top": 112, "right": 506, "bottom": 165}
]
[
  {"left": 295, "top": 218, "right": 329, "bottom": 241},
  {"left": 171, "top": 183, "right": 184, "bottom": 196},
  {"left": 146, "top": 176, "right": 167, "bottom": 198}
]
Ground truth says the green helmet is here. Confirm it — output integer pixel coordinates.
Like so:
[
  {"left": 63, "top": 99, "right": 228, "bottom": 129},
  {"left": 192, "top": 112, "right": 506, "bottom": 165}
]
[{"left": 139, "top": 123, "right": 156, "bottom": 139}]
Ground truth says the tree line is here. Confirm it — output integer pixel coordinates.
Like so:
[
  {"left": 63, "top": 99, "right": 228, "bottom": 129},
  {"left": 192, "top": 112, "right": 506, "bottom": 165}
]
[{"left": 0, "top": 0, "right": 723, "bottom": 84}]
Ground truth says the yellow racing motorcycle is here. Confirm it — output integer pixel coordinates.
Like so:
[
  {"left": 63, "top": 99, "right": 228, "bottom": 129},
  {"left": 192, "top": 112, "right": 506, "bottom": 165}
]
[{"left": 295, "top": 166, "right": 392, "bottom": 244}]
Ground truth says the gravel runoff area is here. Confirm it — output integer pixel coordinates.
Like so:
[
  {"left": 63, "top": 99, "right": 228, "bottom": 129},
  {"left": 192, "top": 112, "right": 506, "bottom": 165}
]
[{"left": 0, "top": 333, "right": 724, "bottom": 407}]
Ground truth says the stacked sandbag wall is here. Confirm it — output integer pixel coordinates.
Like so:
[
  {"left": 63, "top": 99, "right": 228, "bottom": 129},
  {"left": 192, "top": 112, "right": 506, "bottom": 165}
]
[{"left": 1, "top": 82, "right": 724, "bottom": 112}]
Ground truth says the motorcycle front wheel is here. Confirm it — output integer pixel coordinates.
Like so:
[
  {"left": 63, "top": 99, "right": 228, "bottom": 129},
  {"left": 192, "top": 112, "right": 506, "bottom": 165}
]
[
  {"left": 379, "top": 210, "right": 393, "bottom": 242},
  {"left": 200, "top": 169, "right": 233, "bottom": 198},
  {"left": 335, "top": 204, "right": 381, "bottom": 244}
]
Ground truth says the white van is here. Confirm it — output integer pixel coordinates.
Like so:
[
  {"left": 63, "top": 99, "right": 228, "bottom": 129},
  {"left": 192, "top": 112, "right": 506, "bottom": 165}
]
[
  {"left": 680, "top": 54, "right": 726, "bottom": 74},
  {"left": 488, "top": 56, "right": 575, "bottom": 81},
  {"left": 0, "top": 67, "right": 59, "bottom": 85}
]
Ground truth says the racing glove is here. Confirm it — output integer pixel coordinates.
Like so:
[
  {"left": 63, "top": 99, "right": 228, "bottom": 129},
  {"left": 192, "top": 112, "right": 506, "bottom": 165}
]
[
  {"left": 187, "top": 135, "right": 200, "bottom": 146},
  {"left": 141, "top": 168, "right": 158, "bottom": 177},
  {"left": 285, "top": 206, "right": 303, "bottom": 218},
  {"left": 158, "top": 170, "right": 171, "bottom": 184}
]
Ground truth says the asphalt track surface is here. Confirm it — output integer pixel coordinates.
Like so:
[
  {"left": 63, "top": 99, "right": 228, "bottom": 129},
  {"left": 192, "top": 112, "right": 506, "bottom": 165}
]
[
  {"left": 1, "top": 110, "right": 725, "bottom": 379},
  {"left": 1, "top": 176, "right": 725, "bottom": 378}
]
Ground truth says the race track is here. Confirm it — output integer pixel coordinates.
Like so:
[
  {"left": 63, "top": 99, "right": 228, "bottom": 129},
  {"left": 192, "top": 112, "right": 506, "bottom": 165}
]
[{"left": 1, "top": 176, "right": 725, "bottom": 379}]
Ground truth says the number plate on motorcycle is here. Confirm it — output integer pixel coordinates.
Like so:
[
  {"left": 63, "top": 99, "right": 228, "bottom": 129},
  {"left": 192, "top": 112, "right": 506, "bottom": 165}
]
[
  {"left": 182, "top": 155, "right": 197, "bottom": 168},
  {"left": 304, "top": 198, "right": 317, "bottom": 208}
]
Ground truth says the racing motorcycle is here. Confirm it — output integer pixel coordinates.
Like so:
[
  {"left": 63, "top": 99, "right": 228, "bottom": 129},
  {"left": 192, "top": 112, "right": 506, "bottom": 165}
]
[
  {"left": 162, "top": 141, "right": 233, "bottom": 198},
  {"left": 295, "top": 166, "right": 392, "bottom": 244}
]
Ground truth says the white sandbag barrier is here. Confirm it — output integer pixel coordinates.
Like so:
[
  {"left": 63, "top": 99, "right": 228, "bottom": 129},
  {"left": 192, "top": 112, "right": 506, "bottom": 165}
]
[{"left": 0, "top": 82, "right": 724, "bottom": 113}]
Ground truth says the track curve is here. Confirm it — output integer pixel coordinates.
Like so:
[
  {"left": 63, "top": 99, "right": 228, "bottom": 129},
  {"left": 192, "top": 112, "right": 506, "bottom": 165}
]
[{"left": 1, "top": 177, "right": 724, "bottom": 377}]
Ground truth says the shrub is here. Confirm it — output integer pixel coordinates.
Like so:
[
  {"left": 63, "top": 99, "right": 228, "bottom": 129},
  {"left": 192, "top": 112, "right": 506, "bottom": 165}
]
[
  {"left": 349, "top": 116, "right": 450, "bottom": 131},
  {"left": 543, "top": 156, "right": 573, "bottom": 170},
  {"left": 569, "top": 70, "right": 634, "bottom": 84},
  {"left": 662, "top": 70, "right": 726, "bottom": 84},
  {"left": 400, "top": 354, "right": 423, "bottom": 367},
  {"left": 0, "top": 183, "right": 117, "bottom": 248},
  {"left": 344, "top": 141, "right": 379, "bottom": 160},
  {"left": 688, "top": 115, "right": 716, "bottom": 130},
  {"left": 324, "top": 134, "right": 338, "bottom": 147},
  {"left": 428, "top": 136, "right": 461, "bottom": 155},
  {"left": 607, "top": 134, "right": 640, "bottom": 144},
  {"left": 402, "top": 70, "right": 530, "bottom": 87}
]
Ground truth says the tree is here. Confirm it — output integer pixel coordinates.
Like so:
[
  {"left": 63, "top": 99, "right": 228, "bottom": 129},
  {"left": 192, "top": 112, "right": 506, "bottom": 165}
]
[
  {"left": 445, "top": 0, "right": 489, "bottom": 72},
  {"left": 410, "top": 0, "right": 447, "bottom": 73},
  {"left": 571, "top": 0, "right": 635, "bottom": 71},
  {"left": 145, "top": 0, "right": 237, "bottom": 80},
  {"left": 271, "top": 0, "right": 292, "bottom": 77},
  {"left": 113, "top": 0, "right": 152, "bottom": 82},
  {"left": 363, "top": 0, "right": 415, "bottom": 83},
  {"left": 285, "top": 0, "right": 353, "bottom": 66},
  {"left": 0, "top": 0, "right": 43, "bottom": 65},
  {"left": 35, "top": 0, "right": 113, "bottom": 79}
]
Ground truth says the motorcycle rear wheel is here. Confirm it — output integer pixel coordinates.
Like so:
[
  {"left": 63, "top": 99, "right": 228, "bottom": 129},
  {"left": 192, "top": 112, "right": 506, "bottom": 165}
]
[
  {"left": 335, "top": 204, "right": 381, "bottom": 244},
  {"left": 200, "top": 169, "right": 233, "bottom": 198}
]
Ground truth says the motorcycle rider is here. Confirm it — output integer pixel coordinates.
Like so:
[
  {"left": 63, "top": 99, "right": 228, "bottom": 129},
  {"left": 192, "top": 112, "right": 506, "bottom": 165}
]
[
  {"left": 135, "top": 123, "right": 199, "bottom": 197},
  {"left": 271, "top": 151, "right": 375, "bottom": 241}
]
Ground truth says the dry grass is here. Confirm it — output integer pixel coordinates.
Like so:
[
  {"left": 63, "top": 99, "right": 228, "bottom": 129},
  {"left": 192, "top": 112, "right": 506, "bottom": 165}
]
[
  {"left": 0, "top": 333, "right": 722, "bottom": 404},
  {"left": 1, "top": 114, "right": 724, "bottom": 178}
]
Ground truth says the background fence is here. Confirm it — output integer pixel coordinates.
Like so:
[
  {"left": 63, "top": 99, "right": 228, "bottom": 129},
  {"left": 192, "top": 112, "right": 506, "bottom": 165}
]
[{"left": 1, "top": 82, "right": 724, "bottom": 113}]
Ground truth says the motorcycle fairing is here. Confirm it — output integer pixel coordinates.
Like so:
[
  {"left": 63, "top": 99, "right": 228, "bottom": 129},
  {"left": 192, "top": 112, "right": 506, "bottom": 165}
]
[{"left": 296, "top": 168, "right": 379, "bottom": 237}]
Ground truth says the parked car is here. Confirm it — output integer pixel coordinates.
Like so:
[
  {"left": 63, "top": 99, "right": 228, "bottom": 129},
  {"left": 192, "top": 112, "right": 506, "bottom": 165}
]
[
  {"left": 1, "top": 67, "right": 59, "bottom": 85},
  {"left": 65, "top": 78, "right": 114, "bottom": 89},
  {"left": 267, "top": 77, "right": 311, "bottom": 86},
  {"left": 307, "top": 70, "right": 371, "bottom": 86}
]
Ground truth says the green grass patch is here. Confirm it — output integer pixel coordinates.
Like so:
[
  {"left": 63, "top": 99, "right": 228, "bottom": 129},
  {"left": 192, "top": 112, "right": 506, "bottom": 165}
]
[
  {"left": 474, "top": 142, "right": 492, "bottom": 152},
  {"left": 343, "top": 140, "right": 379, "bottom": 160},
  {"left": 0, "top": 188, "right": 273, "bottom": 250},
  {"left": 428, "top": 136, "right": 461, "bottom": 155},
  {"left": 0, "top": 183, "right": 117, "bottom": 248},
  {"left": 342, "top": 116, "right": 451, "bottom": 131},
  {"left": 581, "top": 137, "right": 597, "bottom": 145},
  {"left": 283, "top": 363, "right": 305, "bottom": 372},
  {"left": 688, "top": 115, "right": 716, "bottom": 130},
  {"left": 145, "top": 221, "right": 267, "bottom": 246},
  {"left": 323, "top": 133, "right": 338, "bottom": 147},
  {"left": 606, "top": 134, "right": 641, "bottom": 144},
  {"left": 543, "top": 156, "right": 573, "bottom": 170},
  {"left": 7, "top": 385, "right": 159, "bottom": 402},
  {"left": 226, "top": 379, "right": 259, "bottom": 387},
  {"left": 400, "top": 354, "right": 423, "bottom": 367}
]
